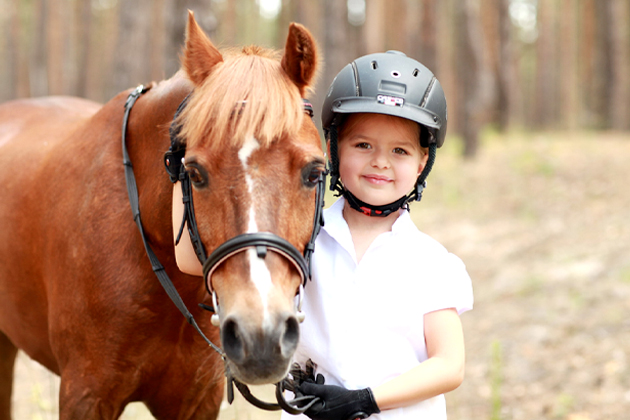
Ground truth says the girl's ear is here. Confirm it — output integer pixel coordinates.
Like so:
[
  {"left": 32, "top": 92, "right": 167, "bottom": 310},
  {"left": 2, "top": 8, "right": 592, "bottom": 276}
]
[{"left": 417, "top": 149, "right": 429, "bottom": 176}]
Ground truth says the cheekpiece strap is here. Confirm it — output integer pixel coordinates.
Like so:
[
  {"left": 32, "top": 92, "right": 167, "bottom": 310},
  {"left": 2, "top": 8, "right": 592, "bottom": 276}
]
[{"left": 164, "top": 93, "right": 192, "bottom": 183}]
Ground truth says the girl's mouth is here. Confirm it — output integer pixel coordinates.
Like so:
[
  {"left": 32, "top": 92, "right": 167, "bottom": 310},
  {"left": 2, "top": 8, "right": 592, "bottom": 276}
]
[{"left": 363, "top": 174, "right": 392, "bottom": 184}]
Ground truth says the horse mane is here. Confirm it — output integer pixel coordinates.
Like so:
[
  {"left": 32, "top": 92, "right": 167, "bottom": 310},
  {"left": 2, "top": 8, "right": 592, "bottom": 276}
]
[{"left": 178, "top": 46, "right": 305, "bottom": 151}]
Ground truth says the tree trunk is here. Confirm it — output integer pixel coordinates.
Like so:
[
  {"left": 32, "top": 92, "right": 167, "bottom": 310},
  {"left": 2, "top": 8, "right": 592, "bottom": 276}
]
[
  {"left": 47, "top": 0, "right": 66, "bottom": 95},
  {"left": 73, "top": 0, "right": 92, "bottom": 97},
  {"left": 457, "top": 0, "right": 495, "bottom": 158},
  {"left": 320, "top": 0, "right": 348, "bottom": 124},
  {"left": 417, "top": 0, "right": 437, "bottom": 72},
  {"left": 559, "top": 0, "right": 579, "bottom": 130},
  {"left": 363, "top": 0, "right": 386, "bottom": 53},
  {"left": 164, "top": 0, "right": 216, "bottom": 79},
  {"left": 608, "top": 0, "right": 629, "bottom": 130},
  {"left": 580, "top": 0, "right": 597, "bottom": 127},
  {"left": 9, "top": 0, "right": 31, "bottom": 98},
  {"left": 495, "top": 0, "right": 518, "bottom": 130},
  {"left": 111, "top": 0, "right": 154, "bottom": 97},
  {"left": 534, "top": 0, "right": 558, "bottom": 128}
]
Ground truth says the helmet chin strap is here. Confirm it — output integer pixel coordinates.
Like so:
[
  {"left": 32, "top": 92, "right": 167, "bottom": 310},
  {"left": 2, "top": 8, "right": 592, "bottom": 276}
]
[{"left": 343, "top": 189, "right": 409, "bottom": 217}]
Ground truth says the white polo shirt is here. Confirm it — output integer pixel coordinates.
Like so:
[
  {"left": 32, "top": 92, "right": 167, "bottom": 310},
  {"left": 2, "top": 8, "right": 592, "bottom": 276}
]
[{"left": 283, "top": 198, "right": 473, "bottom": 420}]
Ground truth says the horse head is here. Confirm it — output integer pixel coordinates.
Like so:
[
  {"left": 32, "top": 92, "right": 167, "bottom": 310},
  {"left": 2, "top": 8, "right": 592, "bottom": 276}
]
[{"left": 176, "top": 12, "right": 323, "bottom": 385}]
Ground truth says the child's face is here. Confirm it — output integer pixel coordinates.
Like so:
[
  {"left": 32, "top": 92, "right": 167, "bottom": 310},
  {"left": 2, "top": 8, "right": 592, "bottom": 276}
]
[{"left": 337, "top": 113, "right": 428, "bottom": 206}]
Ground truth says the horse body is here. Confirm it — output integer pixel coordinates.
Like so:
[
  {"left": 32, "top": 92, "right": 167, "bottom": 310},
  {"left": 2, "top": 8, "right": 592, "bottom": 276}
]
[
  {"left": 0, "top": 12, "right": 321, "bottom": 420},
  {"left": 0, "top": 75, "right": 225, "bottom": 418}
]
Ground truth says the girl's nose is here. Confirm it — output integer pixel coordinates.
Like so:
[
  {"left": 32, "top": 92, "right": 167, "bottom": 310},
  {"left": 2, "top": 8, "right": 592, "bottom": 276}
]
[{"left": 371, "top": 149, "right": 390, "bottom": 168}]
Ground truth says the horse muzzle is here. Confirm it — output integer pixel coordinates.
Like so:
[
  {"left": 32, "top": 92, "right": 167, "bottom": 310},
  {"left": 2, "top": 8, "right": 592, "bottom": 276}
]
[
  {"left": 220, "top": 311, "right": 300, "bottom": 384},
  {"left": 203, "top": 232, "right": 308, "bottom": 384}
]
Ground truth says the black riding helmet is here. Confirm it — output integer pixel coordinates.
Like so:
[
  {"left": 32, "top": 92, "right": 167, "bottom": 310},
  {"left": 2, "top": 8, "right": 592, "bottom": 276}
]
[{"left": 322, "top": 50, "right": 447, "bottom": 216}]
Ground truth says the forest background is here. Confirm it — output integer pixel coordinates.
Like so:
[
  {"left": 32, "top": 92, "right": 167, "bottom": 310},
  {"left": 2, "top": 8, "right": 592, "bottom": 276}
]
[
  {"left": 1, "top": 0, "right": 630, "bottom": 156},
  {"left": 3, "top": 1, "right": 630, "bottom": 420}
]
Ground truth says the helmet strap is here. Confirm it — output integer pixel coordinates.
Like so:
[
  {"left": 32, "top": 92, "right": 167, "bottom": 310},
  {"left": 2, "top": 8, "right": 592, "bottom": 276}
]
[
  {"left": 408, "top": 143, "right": 437, "bottom": 202},
  {"left": 327, "top": 125, "right": 344, "bottom": 197},
  {"left": 343, "top": 189, "right": 409, "bottom": 217}
]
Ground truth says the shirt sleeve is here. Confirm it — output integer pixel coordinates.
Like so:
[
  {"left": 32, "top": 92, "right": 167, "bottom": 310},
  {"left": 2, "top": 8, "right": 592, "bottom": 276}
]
[{"left": 423, "top": 252, "right": 474, "bottom": 315}]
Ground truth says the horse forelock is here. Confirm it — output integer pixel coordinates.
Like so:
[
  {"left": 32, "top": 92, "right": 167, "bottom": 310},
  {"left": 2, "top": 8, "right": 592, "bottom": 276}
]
[{"left": 178, "top": 48, "right": 305, "bottom": 152}]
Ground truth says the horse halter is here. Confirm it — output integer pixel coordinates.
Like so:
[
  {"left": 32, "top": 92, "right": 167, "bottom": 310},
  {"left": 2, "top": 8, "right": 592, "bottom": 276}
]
[{"left": 123, "top": 85, "right": 325, "bottom": 414}]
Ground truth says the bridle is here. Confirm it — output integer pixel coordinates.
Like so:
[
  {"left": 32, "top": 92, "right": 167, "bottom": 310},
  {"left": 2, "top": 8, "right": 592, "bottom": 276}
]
[{"left": 122, "top": 84, "right": 326, "bottom": 414}]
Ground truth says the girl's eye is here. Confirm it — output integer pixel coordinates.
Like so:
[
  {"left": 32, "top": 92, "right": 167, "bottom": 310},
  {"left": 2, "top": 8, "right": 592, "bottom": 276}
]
[
  {"left": 393, "top": 147, "right": 408, "bottom": 155},
  {"left": 356, "top": 142, "right": 371, "bottom": 149}
]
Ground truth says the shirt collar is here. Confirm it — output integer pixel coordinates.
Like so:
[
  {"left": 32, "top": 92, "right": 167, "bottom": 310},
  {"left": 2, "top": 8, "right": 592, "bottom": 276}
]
[{"left": 322, "top": 197, "right": 415, "bottom": 242}]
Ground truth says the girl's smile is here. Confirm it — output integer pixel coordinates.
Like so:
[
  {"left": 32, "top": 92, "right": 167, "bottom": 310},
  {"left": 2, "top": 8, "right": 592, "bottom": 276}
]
[{"left": 363, "top": 174, "right": 393, "bottom": 184}]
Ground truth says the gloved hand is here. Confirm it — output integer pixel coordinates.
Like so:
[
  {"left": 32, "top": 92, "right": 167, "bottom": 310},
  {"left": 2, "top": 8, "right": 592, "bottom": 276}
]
[
  {"left": 298, "top": 376, "right": 380, "bottom": 420},
  {"left": 283, "top": 359, "right": 323, "bottom": 397}
]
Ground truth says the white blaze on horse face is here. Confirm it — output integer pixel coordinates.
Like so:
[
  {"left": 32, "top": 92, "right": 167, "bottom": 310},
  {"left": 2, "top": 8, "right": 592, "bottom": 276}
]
[{"left": 239, "top": 136, "right": 272, "bottom": 325}]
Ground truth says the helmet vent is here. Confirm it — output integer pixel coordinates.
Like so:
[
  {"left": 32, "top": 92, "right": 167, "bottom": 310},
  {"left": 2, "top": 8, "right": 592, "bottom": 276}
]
[
  {"left": 413, "top": 68, "right": 419, "bottom": 77},
  {"left": 370, "top": 61, "right": 378, "bottom": 70},
  {"left": 391, "top": 71, "right": 401, "bottom": 78}
]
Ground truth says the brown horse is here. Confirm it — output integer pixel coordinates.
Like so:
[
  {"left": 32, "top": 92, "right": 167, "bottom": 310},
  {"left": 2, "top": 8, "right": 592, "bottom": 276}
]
[{"left": 0, "top": 12, "right": 323, "bottom": 420}]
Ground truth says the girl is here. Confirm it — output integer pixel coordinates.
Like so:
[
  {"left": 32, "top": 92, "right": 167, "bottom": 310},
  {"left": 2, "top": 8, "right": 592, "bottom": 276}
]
[{"left": 284, "top": 51, "right": 473, "bottom": 420}]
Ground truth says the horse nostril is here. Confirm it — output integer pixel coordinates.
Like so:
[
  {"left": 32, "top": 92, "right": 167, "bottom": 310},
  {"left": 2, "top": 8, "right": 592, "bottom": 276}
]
[
  {"left": 280, "top": 316, "right": 300, "bottom": 358},
  {"left": 222, "top": 317, "right": 245, "bottom": 363}
]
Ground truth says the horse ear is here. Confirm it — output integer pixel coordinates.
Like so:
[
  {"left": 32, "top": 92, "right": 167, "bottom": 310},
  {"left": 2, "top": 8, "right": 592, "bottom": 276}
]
[
  {"left": 281, "top": 23, "right": 319, "bottom": 96},
  {"left": 182, "top": 10, "right": 223, "bottom": 86}
]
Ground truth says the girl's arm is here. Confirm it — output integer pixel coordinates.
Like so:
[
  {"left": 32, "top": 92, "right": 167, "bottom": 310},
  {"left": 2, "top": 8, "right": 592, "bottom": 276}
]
[{"left": 371, "top": 308, "right": 465, "bottom": 410}]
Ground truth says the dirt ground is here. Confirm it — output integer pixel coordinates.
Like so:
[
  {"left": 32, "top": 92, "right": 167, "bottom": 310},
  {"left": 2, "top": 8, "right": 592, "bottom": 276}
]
[{"left": 11, "top": 131, "right": 630, "bottom": 419}]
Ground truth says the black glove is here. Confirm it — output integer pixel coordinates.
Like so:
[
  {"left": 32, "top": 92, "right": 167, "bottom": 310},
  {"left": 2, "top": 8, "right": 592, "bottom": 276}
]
[
  {"left": 283, "top": 359, "right": 323, "bottom": 397},
  {"left": 298, "top": 377, "right": 380, "bottom": 420}
]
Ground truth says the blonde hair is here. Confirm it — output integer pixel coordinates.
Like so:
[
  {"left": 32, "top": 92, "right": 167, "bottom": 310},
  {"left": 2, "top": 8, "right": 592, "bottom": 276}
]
[{"left": 178, "top": 46, "right": 304, "bottom": 151}]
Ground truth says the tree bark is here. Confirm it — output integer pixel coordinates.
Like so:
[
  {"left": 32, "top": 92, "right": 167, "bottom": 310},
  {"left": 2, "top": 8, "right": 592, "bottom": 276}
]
[
  {"left": 457, "top": 0, "right": 495, "bottom": 158},
  {"left": 559, "top": 0, "right": 579, "bottom": 129},
  {"left": 495, "top": 0, "right": 518, "bottom": 130},
  {"left": 164, "top": 0, "right": 217, "bottom": 81},
  {"left": 9, "top": 0, "right": 31, "bottom": 98},
  {"left": 320, "top": 0, "right": 348, "bottom": 122},
  {"left": 47, "top": 0, "right": 66, "bottom": 95},
  {"left": 363, "top": 0, "right": 386, "bottom": 53},
  {"left": 418, "top": 0, "right": 437, "bottom": 72},
  {"left": 111, "top": 0, "right": 155, "bottom": 97},
  {"left": 534, "top": 0, "right": 558, "bottom": 128},
  {"left": 73, "top": 0, "right": 92, "bottom": 97},
  {"left": 608, "top": 0, "right": 629, "bottom": 130}
]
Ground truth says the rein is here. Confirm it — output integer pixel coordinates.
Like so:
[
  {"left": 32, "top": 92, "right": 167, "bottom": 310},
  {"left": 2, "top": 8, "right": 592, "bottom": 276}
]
[{"left": 122, "top": 85, "right": 325, "bottom": 414}]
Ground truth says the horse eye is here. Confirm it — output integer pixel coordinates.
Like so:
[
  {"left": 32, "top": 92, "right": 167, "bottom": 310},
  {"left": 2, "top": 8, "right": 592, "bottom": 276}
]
[
  {"left": 302, "top": 165, "right": 323, "bottom": 188},
  {"left": 186, "top": 165, "right": 207, "bottom": 187}
]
